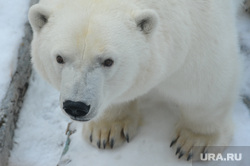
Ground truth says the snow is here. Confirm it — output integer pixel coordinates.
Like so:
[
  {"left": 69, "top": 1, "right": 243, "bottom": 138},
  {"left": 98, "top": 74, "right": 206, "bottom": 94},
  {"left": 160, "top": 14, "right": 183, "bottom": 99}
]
[
  {"left": 0, "top": 0, "right": 30, "bottom": 103},
  {"left": 8, "top": 73, "right": 69, "bottom": 166},
  {"left": 0, "top": 1, "right": 248, "bottom": 166}
]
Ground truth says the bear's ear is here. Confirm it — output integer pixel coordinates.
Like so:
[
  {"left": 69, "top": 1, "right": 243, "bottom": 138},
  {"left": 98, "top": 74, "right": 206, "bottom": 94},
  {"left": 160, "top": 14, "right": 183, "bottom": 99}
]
[
  {"left": 134, "top": 10, "right": 158, "bottom": 35},
  {"left": 28, "top": 4, "right": 51, "bottom": 32}
]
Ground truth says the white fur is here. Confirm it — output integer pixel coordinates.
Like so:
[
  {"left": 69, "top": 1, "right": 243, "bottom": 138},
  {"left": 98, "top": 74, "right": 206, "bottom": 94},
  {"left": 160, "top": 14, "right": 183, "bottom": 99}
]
[{"left": 29, "top": 0, "right": 249, "bottom": 160}]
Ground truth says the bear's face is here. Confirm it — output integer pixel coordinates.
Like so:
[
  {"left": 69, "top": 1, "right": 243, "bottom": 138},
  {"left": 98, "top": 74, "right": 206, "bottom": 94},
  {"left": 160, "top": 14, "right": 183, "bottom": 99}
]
[{"left": 29, "top": 3, "right": 159, "bottom": 121}]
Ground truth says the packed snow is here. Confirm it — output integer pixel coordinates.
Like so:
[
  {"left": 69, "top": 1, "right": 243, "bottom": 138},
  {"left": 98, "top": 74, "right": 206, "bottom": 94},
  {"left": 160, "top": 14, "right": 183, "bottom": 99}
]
[
  {"left": 0, "top": 0, "right": 30, "bottom": 103},
  {"left": 0, "top": 1, "right": 248, "bottom": 166}
]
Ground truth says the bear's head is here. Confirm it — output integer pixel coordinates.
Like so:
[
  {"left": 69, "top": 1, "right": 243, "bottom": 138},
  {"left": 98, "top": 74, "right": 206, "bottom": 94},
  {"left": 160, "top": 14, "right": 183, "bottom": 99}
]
[{"left": 29, "top": 1, "right": 161, "bottom": 121}]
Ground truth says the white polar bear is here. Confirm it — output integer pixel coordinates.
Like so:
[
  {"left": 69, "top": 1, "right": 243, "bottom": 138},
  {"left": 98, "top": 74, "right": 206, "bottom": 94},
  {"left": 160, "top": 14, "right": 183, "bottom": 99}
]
[{"left": 29, "top": 0, "right": 249, "bottom": 161}]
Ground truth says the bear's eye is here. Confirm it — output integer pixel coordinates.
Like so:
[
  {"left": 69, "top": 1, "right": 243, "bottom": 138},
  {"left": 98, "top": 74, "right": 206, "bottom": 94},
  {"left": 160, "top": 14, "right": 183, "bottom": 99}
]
[
  {"left": 102, "top": 58, "right": 114, "bottom": 67},
  {"left": 56, "top": 55, "right": 64, "bottom": 64}
]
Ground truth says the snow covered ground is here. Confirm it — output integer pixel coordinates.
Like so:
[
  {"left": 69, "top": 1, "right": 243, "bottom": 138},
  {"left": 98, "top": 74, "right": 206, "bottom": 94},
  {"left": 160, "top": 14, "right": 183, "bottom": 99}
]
[
  {"left": 0, "top": 1, "right": 249, "bottom": 166},
  {"left": 0, "top": 0, "right": 31, "bottom": 104}
]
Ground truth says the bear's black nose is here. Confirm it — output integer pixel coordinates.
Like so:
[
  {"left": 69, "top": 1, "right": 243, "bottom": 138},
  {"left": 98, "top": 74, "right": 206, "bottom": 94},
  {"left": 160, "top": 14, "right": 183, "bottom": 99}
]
[{"left": 63, "top": 100, "right": 90, "bottom": 118}]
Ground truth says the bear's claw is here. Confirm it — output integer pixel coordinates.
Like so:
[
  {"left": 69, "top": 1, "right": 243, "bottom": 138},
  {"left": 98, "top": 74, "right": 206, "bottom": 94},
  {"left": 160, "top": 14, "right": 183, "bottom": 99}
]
[
  {"left": 187, "top": 153, "right": 193, "bottom": 161},
  {"left": 170, "top": 137, "right": 178, "bottom": 147},
  {"left": 89, "top": 134, "right": 93, "bottom": 143},
  {"left": 103, "top": 140, "right": 107, "bottom": 149},
  {"left": 97, "top": 140, "right": 101, "bottom": 149},
  {"left": 178, "top": 151, "right": 184, "bottom": 159},
  {"left": 110, "top": 138, "right": 115, "bottom": 149},
  {"left": 125, "top": 134, "right": 130, "bottom": 143},
  {"left": 175, "top": 146, "right": 181, "bottom": 155}
]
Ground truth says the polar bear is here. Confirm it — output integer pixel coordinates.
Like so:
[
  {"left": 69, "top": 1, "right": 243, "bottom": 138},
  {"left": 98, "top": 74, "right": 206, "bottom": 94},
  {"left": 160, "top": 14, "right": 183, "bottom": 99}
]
[{"left": 29, "top": 0, "right": 248, "bottom": 161}]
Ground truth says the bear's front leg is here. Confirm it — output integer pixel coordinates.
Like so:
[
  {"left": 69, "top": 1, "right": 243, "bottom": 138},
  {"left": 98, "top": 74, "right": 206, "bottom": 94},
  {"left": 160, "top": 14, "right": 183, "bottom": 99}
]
[
  {"left": 170, "top": 105, "right": 234, "bottom": 161},
  {"left": 82, "top": 100, "right": 141, "bottom": 149}
]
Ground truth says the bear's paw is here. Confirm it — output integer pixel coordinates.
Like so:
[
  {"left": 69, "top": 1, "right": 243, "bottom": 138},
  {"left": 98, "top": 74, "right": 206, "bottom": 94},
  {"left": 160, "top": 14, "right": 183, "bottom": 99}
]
[
  {"left": 170, "top": 123, "right": 231, "bottom": 161},
  {"left": 82, "top": 115, "right": 140, "bottom": 149}
]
